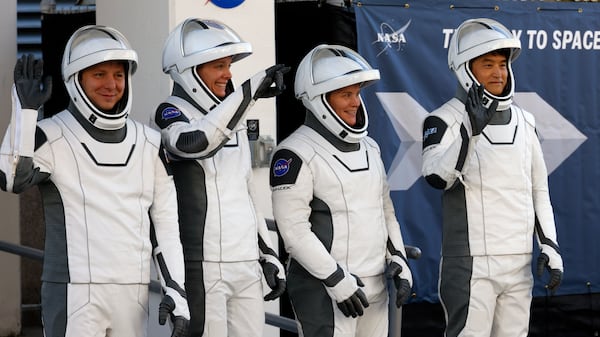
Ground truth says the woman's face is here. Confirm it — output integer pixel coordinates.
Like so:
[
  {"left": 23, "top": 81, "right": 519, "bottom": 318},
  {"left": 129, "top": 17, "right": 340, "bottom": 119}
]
[
  {"left": 327, "top": 83, "right": 362, "bottom": 127},
  {"left": 196, "top": 56, "right": 234, "bottom": 98}
]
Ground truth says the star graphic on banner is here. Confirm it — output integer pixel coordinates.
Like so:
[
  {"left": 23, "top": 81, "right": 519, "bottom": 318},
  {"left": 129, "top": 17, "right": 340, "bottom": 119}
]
[
  {"left": 513, "top": 92, "right": 587, "bottom": 173},
  {"left": 375, "top": 92, "right": 588, "bottom": 191}
]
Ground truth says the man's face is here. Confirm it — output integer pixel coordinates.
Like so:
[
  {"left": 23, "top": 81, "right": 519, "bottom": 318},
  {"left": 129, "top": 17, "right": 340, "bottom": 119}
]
[
  {"left": 470, "top": 51, "right": 508, "bottom": 96},
  {"left": 80, "top": 61, "right": 126, "bottom": 111}
]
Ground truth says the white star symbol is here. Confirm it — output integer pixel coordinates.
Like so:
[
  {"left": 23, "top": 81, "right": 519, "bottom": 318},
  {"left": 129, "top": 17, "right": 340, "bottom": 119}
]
[{"left": 375, "top": 92, "right": 587, "bottom": 191}]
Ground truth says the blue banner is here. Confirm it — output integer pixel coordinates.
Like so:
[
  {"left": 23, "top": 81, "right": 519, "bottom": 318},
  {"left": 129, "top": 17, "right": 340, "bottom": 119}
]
[{"left": 355, "top": 0, "right": 600, "bottom": 302}]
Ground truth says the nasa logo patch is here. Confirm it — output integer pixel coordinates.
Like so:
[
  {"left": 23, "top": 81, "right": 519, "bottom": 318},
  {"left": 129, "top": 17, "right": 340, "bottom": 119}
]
[
  {"left": 161, "top": 107, "right": 181, "bottom": 120},
  {"left": 273, "top": 158, "right": 292, "bottom": 177}
]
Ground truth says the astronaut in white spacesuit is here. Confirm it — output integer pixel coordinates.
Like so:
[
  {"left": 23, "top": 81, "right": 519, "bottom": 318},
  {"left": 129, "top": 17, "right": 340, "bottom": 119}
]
[
  {"left": 0, "top": 25, "right": 189, "bottom": 337},
  {"left": 421, "top": 18, "right": 563, "bottom": 337},
  {"left": 154, "top": 18, "right": 288, "bottom": 337},
  {"left": 269, "top": 44, "right": 413, "bottom": 337}
]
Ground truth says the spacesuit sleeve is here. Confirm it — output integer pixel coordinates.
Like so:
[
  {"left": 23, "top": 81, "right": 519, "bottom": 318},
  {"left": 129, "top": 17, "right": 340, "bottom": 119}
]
[
  {"left": 155, "top": 76, "right": 265, "bottom": 160},
  {"left": 270, "top": 147, "right": 339, "bottom": 280},
  {"left": 529, "top": 119, "right": 563, "bottom": 271},
  {"left": 0, "top": 85, "right": 50, "bottom": 193},
  {"left": 249, "top": 177, "right": 285, "bottom": 281},
  {"left": 421, "top": 102, "right": 479, "bottom": 190},
  {"left": 149, "top": 139, "right": 188, "bottom": 316}
]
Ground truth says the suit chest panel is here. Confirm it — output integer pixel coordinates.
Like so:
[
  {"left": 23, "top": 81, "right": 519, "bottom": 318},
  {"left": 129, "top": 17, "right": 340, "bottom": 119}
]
[
  {"left": 45, "top": 115, "right": 151, "bottom": 205},
  {"left": 310, "top": 141, "right": 383, "bottom": 207}
]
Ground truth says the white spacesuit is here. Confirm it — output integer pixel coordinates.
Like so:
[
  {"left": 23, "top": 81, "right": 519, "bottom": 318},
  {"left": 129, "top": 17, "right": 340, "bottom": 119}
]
[
  {"left": 421, "top": 18, "right": 563, "bottom": 337},
  {"left": 270, "top": 44, "right": 413, "bottom": 337},
  {"left": 0, "top": 26, "right": 189, "bottom": 337},
  {"left": 154, "top": 18, "right": 287, "bottom": 337}
]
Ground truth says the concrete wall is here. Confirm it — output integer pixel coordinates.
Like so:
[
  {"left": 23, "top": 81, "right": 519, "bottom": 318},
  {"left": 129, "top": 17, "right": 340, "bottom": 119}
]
[{"left": 0, "top": 0, "right": 22, "bottom": 335}]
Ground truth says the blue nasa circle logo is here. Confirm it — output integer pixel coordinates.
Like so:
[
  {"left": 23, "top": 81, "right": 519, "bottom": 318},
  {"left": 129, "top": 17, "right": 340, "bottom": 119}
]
[
  {"left": 273, "top": 158, "right": 291, "bottom": 177},
  {"left": 161, "top": 107, "right": 181, "bottom": 120},
  {"left": 209, "top": 0, "right": 245, "bottom": 9}
]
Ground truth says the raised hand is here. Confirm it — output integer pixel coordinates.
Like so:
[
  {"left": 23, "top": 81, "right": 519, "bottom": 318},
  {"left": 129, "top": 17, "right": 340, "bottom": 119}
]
[
  {"left": 14, "top": 54, "right": 52, "bottom": 110},
  {"left": 465, "top": 84, "right": 498, "bottom": 135},
  {"left": 251, "top": 64, "right": 290, "bottom": 100}
]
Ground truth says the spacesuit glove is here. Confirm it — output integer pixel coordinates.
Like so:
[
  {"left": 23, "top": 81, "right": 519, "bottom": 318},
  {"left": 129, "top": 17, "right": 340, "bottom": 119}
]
[
  {"left": 260, "top": 255, "right": 286, "bottom": 301},
  {"left": 249, "top": 64, "right": 290, "bottom": 100},
  {"left": 13, "top": 54, "right": 52, "bottom": 110},
  {"left": 169, "top": 315, "right": 189, "bottom": 337},
  {"left": 336, "top": 288, "right": 368, "bottom": 318},
  {"left": 386, "top": 261, "right": 413, "bottom": 307},
  {"left": 159, "top": 287, "right": 190, "bottom": 337},
  {"left": 324, "top": 266, "right": 369, "bottom": 318},
  {"left": 536, "top": 244, "right": 563, "bottom": 293},
  {"left": 464, "top": 84, "right": 498, "bottom": 136}
]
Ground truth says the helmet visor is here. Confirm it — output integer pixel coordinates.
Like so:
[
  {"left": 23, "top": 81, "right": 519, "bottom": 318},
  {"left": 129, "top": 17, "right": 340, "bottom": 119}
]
[{"left": 305, "top": 45, "right": 380, "bottom": 99}]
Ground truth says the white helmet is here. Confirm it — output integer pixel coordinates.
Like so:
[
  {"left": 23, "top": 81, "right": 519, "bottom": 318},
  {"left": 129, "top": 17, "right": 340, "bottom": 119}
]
[
  {"left": 162, "top": 18, "right": 252, "bottom": 110},
  {"left": 62, "top": 25, "right": 138, "bottom": 130},
  {"left": 294, "top": 44, "right": 380, "bottom": 143},
  {"left": 448, "top": 18, "right": 521, "bottom": 111}
]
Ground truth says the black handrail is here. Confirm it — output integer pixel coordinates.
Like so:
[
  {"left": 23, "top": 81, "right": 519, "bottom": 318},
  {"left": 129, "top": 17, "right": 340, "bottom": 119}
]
[
  {"left": 2, "top": 220, "right": 421, "bottom": 335},
  {"left": 0, "top": 240, "right": 44, "bottom": 260},
  {"left": 0, "top": 239, "right": 299, "bottom": 333}
]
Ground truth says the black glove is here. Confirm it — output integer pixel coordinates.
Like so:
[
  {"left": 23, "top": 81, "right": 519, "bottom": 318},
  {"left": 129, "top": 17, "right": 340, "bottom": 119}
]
[
  {"left": 465, "top": 84, "right": 498, "bottom": 135},
  {"left": 336, "top": 276, "right": 369, "bottom": 318},
  {"left": 159, "top": 295, "right": 190, "bottom": 337},
  {"left": 386, "top": 261, "right": 412, "bottom": 307},
  {"left": 14, "top": 54, "right": 52, "bottom": 110},
  {"left": 536, "top": 252, "right": 563, "bottom": 293},
  {"left": 261, "top": 260, "right": 286, "bottom": 301},
  {"left": 253, "top": 64, "right": 290, "bottom": 99}
]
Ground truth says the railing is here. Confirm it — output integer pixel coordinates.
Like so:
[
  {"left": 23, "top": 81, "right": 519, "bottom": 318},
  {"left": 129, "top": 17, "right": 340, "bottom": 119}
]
[
  {"left": 1, "top": 219, "right": 421, "bottom": 335},
  {"left": 0, "top": 239, "right": 299, "bottom": 333}
]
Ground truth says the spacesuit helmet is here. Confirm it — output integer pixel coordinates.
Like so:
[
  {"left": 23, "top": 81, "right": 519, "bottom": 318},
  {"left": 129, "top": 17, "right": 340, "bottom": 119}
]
[
  {"left": 62, "top": 25, "right": 138, "bottom": 130},
  {"left": 162, "top": 18, "right": 252, "bottom": 110},
  {"left": 448, "top": 18, "right": 521, "bottom": 111},
  {"left": 294, "top": 44, "right": 380, "bottom": 143}
]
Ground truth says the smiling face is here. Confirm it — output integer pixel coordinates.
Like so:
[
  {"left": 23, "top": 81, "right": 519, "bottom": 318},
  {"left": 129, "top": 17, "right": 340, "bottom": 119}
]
[
  {"left": 196, "top": 56, "right": 234, "bottom": 98},
  {"left": 327, "top": 83, "right": 362, "bottom": 127},
  {"left": 79, "top": 61, "right": 126, "bottom": 112},
  {"left": 470, "top": 50, "right": 509, "bottom": 96}
]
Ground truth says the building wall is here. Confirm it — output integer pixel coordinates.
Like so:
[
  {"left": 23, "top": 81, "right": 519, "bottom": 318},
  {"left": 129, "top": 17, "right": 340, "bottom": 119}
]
[
  {"left": 0, "top": 0, "right": 23, "bottom": 335},
  {"left": 97, "top": 1, "right": 280, "bottom": 336}
]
